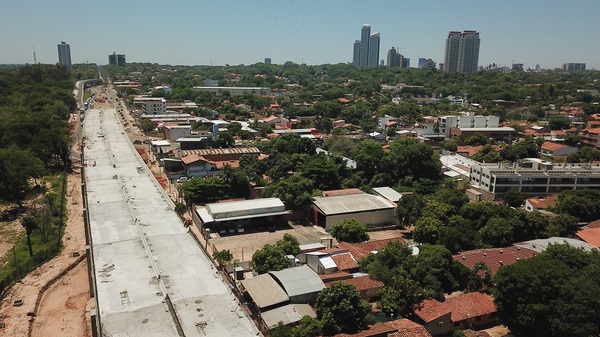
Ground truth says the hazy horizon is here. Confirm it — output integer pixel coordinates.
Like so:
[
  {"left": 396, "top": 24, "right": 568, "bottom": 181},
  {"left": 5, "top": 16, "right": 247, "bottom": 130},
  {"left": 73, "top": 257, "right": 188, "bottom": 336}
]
[{"left": 2, "top": 0, "right": 599, "bottom": 70}]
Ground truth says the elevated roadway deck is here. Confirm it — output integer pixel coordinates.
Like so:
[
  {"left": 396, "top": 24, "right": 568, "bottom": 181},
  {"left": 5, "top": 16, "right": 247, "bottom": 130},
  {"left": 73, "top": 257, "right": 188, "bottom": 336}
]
[{"left": 82, "top": 107, "right": 259, "bottom": 336}]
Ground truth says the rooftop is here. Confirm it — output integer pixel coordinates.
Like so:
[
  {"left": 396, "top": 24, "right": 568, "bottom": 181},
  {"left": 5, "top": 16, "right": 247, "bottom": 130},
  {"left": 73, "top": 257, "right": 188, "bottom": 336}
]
[
  {"left": 413, "top": 292, "right": 496, "bottom": 323},
  {"left": 453, "top": 246, "right": 537, "bottom": 276},
  {"left": 240, "top": 274, "right": 289, "bottom": 309},
  {"left": 575, "top": 227, "right": 600, "bottom": 248},
  {"left": 312, "top": 193, "right": 395, "bottom": 216},
  {"left": 269, "top": 265, "right": 326, "bottom": 298}
]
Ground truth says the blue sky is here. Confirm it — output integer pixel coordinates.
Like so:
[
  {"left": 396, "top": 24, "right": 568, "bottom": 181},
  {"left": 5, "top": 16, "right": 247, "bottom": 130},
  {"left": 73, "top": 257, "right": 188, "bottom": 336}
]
[{"left": 2, "top": 0, "right": 599, "bottom": 69}]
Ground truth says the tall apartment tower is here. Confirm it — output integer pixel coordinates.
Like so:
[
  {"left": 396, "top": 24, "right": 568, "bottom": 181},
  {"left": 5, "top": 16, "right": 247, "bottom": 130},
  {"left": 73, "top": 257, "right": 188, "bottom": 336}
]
[
  {"left": 352, "top": 40, "right": 361, "bottom": 66},
  {"left": 57, "top": 41, "right": 72, "bottom": 70},
  {"left": 444, "top": 30, "right": 480, "bottom": 74},
  {"left": 387, "top": 47, "right": 403, "bottom": 67},
  {"left": 108, "top": 52, "right": 126, "bottom": 67},
  {"left": 367, "top": 32, "right": 380, "bottom": 67},
  {"left": 359, "top": 24, "right": 371, "bottom": 67}
]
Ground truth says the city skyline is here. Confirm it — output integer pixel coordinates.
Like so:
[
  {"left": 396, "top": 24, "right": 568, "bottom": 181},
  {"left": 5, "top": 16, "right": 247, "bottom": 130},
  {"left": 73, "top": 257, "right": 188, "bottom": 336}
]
[{"left": 1, "top": 1, "right": 600, "bottom": 69}]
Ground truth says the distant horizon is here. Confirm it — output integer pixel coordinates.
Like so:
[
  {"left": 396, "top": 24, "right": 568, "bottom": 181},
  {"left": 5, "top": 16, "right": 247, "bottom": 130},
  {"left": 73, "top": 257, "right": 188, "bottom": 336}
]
[{"left": 2, "top": 1, "right": 600, "bottom": 70}]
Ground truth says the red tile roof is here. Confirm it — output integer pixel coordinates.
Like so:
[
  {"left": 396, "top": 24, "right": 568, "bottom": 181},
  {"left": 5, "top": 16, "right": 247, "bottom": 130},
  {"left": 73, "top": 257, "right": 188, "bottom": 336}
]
[
  {"left": 319, "top": 271, "right": 353, "bottom": 283},
  {"left": 526, "top": 195, "right": 557, "bottom": 210},
  {"left": 586, "top": 219, "right": 600, "bottom": 228},
  {"left": 338, "top": 238, "right": 405, "bottom": 261},
  {"left": 413, "top": 293, "right": 496, "bottom": 324},
  {"left": 583, "top": 128, "right": 600, "bottom": 135},
  {"left": 386, "top": 319, "right": 432, "bottom": 337},
  {"left": 453, "top": 246, "right": 537, "bottom": 276},
  {"left": 334, "top": 322, "right": 397, "bottom": 337},
  {"left": 323, "top": 188, "right": 364, "bottom": 197},
  {"left": 575, "top": 227, "right": 600, "bottom": 248},
  {"left": 541, "top": 141, "right": 567, "bottom": 152},
  {"left": 181, "top": 154, "right": 211, "bottom": 165},
  {"left": 331, "top": 253, "right": 359, "bottom": 271},
  {"left": 325, "top": 276, "right": 383, "bottom": 293}
]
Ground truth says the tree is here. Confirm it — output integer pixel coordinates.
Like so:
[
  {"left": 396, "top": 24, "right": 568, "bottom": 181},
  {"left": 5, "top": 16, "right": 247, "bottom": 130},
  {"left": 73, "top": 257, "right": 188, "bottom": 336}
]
[
  {"left": 276, "top": 234, "right": 300, "bottom": 255},
  {"left": 20, "top": 214, "right": 38, "bottom": 256},
  {"left": 493, "top": 244, "right": 600, "bottom": 337},
  {"left": 464, "top": 133, "right": 488, "bottom": 146},
  {"left": 330, "top": 219, "right": 369, "bottom": 243},
  {"left": 0, "top": 146, "right": 44, "bottom": 207},
  {"left": 315, "top": 282, "right": 372, "bottom": 335},
  {"left": 212, "top": 249, "right": 233, "bottom": 266},
  {"left": 502, "top": 188, "right": 524, "bottom": 208},
  {"left": 262, "top": 175, "right": 314, "bottom": 210},
  {"left": 548, "top": 115, "right": 572, "bottom": 130},
  {"left": 174, "top": 202, "right": 187, "bottom": 217},
  {"left": 141, "top": 118, "right": 155, "bottom": 133},
  {"left": 251, "top": 243, "right": 290, "bottom": 274},
  {"left": 396, "top": 193, "right": 426, "bottom": 227}
]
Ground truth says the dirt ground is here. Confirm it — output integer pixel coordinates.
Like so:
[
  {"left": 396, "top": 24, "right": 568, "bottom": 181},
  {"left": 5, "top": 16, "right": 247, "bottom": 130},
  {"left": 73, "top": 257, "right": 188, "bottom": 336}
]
[{"left": 30, "top": 260, "right": 89, "bottom": 337}]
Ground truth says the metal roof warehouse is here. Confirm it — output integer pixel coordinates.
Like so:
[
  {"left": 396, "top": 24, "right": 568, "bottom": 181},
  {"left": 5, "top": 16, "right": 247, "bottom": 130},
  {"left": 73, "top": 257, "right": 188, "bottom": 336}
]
[{"left": 310, "top": 193, "right": 397, "bottom": 230}]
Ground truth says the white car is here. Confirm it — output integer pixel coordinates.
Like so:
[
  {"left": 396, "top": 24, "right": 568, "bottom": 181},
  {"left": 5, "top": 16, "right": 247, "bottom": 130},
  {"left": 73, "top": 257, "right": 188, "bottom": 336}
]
[
  {"left": 177, "top": 177, "right": 188, "bottom": 183},
  {"left": 237, "top": 224, "right": 245, "bottom": 233}
]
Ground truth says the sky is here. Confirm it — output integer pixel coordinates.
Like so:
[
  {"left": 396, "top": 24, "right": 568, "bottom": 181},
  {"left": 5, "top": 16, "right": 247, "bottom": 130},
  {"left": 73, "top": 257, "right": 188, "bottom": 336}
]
[{"left": 2, "top": 0, "right": 600, "bottom": 70}]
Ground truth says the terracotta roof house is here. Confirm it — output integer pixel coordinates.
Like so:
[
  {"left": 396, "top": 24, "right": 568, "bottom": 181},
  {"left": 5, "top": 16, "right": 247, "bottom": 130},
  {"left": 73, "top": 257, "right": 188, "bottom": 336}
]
[
  {"left": 524, "top": 195, "right": 557, "bottom": 212},
  {"left": 325, "top": 275, "right": 383, "bottom": 299},
  {"left": 334, "top": 319, "right": 432, "bottom": 337},
  {"left": 413, "top": 292, "right": 497, "bottom": 336},
  {"left": 338, "top": 238, "right": 405, "bottom": 261},
  {"left": 453, "top": 246, "right": 537, "bottom": 276},
  {"left": 540, "top": 141, "right": 577, "bottom": 157},
  {"left": 581, "top": 128, "right": 600, "bottom": 148},
  {"left": 575, "top": 227, "right": 600, "bottom": 248}
]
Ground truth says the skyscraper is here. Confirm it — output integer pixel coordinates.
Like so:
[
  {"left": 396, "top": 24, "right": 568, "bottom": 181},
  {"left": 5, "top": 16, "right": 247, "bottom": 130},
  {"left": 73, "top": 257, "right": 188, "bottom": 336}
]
[
  {"left": 444, "top": 30, "right": 480, "bottom": 74},
  {"left": 352, "top": 40, "right": 361, "bottom": 67},
  {"left": 108, "top": 52, "right": 127, "bottom": 67},
  {"left": 57, "top": 41, "right": 72, "bottom": 70},
  {"left": 353, "top": 24, "right": 380, "bottom": 68},
  {"left": 387, "top": 47, "right": 402, "bottom": 67},
  {"left": 359, "top": 24, "right": 371, "bottom": 67},
  {"left": 367, "top": 32, "right": 380, "bottom": 68}
]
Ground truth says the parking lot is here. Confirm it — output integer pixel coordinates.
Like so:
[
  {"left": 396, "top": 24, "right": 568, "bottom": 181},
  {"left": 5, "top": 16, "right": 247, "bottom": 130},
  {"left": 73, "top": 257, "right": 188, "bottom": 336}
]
[{"left": 209, "top": 222, "right": 333, "bottom": 262}]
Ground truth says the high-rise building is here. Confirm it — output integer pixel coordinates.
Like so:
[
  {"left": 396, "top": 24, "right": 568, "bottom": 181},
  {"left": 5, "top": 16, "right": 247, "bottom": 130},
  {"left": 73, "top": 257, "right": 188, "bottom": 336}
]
[
  {"left": 402, "top": 57, "right": 410, "bottom": 68},
  {"left": 387, "top": 47, "right": 401, "bottom": 67},
  {"left": 264, "top": 58, "right": 272, "bottom": 64},
  {"left": 359, "top": 24, "right": 371, "bottom": 67},
  {"left": 418, "top": 58, "right": 427, "bottom": 68},
  {"left": 108, "top": 52, "right": 126, "bottom": 67},
  {"left": 57, "top": 41, "right": 72, "bottom": 70},
  {"left": 352, "top": 40, "right": 361, "bottom": 66},
  {"left": 444, "top": 30, "right": 480, "bottom": 74},
  {"left": 562, "top": 63, "right": 586, "bottom": 71},
  {"left": 367, "top": 32, "right": 380, "bottom": 68}
]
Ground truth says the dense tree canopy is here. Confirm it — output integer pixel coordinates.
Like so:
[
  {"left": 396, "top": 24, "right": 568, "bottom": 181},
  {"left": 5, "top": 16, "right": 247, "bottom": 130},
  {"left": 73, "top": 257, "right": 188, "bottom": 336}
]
[
  {"left": 330, "top": 219, "right": 369, "bottom": 243},
  {"left": 493, "top": 244, "right": 600, "bottom": 337},
  {"left": 315, "top": 282, "right": 373, "bottom": 335}
]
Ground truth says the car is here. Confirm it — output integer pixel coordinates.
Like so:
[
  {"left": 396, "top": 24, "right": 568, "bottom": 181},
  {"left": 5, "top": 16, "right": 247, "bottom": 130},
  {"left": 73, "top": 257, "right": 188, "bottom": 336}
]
[
  {"left": 228, "top": 227, "right": 235, "bottom": 234},
  {"left": 236, "top": 224, "right": 245, "bottom": 233},
  {"left": 177, "top": 177, "right": 188, "bottom": 183}
]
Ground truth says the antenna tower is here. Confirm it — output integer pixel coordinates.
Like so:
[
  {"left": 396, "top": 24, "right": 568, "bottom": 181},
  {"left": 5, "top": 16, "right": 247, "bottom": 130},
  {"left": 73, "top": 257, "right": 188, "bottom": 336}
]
[{"left": 33, "top": 46, "right": 37, "bottom": 64}]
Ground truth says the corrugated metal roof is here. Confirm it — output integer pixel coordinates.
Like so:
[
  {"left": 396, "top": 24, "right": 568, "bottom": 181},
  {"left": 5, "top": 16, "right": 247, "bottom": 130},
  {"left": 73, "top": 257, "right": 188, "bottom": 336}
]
[
  {"left": 269, "top": 265, "right": 325, "bottom": 297},
  {"left": 206, "top": 198, "right": 285, "bottom": 219},
  {"left": 312, "top": 194, "right": 395, "bottom": 215},
  {"left": 319, "top": 256, "right": 337, "bottom": 269},
  {"left": 261, "top": 304, "right": 316, "bottom": 329},
  {"left": 372, "top": 187, "right": 402, "bottom": 203},
  {"left": 240, "top": 274, "right": 289, "bottom": 309}
]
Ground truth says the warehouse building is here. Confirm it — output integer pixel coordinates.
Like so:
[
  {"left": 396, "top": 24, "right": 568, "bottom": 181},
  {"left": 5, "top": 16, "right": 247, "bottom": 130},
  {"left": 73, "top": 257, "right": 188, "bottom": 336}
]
[
  {"left": 310, "top": 192, "right": 397, "bottom": 230},
  {"left": 196, "top": 198, "right": 291, "bottom": 234}
]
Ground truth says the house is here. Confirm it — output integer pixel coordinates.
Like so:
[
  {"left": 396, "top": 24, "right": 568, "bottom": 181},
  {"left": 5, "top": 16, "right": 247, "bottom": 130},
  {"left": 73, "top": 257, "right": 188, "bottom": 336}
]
[
  {"left": 524, "top": 195, "right": 557, "bottom": 212},
  {"left": 262, "top": 115, "right": 289, "bottom": 127},
  {"left": 325, "top": 275, "right": 383, "bottom": 299},
  {"left": 453, "top": 246, "right": 537, "bottom": 276},
  {"left": 300, "top": 248, "right": 359, "bottom": 274},
  {"left": 181, "top": 154, "right": 218, "bottom": 178},
  {"left": 575, "top": 227, "right": 600, "bottom": 248},
  {"left": 581, "top": 128, "right": 600, "bottom": 148},
  {"left": 540, "top": 142, "right": 577, "bottom": 157},
  {"left": 413, "top": 292, "right": 497, "bottom": 336},
  {"left": 334, "top": 318, "right": 432, "bottom": 337},
  {"left": 338, "top": 237, "right": 406, "bottom": 261}
]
